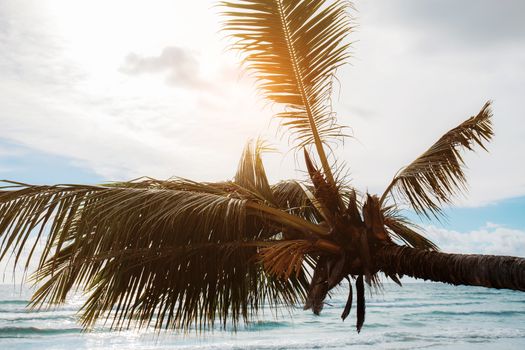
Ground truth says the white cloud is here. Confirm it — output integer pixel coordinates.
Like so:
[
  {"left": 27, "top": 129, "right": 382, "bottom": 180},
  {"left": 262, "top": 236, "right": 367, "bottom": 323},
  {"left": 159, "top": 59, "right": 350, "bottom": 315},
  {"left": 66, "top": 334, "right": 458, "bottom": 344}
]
[
  {"left": 0, "top": 1, "right": 289, "bottom": 183},
  {"left": 425, "top": 223, "right": 525, "bottom": 257},
  {"left": 120, "top": 46, "right": 211, "bottom": 90},
  {"left": 370, "top": 0, "right": 525, "bottom": 50},
  {"left": 0, "top": 0, "right": 524, "bottom": 208},
  {"left": 335, "top": 0, "right": 525, "bottom": 206}
]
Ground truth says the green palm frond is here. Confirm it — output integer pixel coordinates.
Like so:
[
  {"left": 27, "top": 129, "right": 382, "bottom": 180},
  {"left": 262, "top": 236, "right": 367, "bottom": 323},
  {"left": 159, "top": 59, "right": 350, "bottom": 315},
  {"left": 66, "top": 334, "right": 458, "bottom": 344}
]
[
  {"left": 221, "top": 0, "right": 352, "bottom": 185},
  {"left": 380, "top": 102, "right": 494, "bottom": 218},
  {"left": 0, "top": 180, "right": 316, "bottom": 331}
]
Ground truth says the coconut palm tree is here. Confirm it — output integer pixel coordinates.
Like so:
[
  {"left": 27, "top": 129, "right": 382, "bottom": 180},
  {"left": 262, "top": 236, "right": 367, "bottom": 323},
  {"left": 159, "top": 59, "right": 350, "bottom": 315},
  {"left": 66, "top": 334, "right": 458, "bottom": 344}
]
[{"left": 1, "top": 0, "right": 524, "bottom": 333}]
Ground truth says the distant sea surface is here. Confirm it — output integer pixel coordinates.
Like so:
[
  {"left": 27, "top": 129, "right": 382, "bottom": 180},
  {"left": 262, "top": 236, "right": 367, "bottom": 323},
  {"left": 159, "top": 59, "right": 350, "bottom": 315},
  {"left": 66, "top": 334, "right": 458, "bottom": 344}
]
[{"left": 0, "top": 283, "right": 524, "bottom": 349}]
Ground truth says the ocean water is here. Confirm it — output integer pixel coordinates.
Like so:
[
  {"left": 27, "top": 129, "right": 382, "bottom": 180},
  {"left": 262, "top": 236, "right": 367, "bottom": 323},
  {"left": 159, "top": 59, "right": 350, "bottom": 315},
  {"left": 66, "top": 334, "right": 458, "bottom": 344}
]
[{"left": 0, "top": 282, "right": 524, "bottom": 349}]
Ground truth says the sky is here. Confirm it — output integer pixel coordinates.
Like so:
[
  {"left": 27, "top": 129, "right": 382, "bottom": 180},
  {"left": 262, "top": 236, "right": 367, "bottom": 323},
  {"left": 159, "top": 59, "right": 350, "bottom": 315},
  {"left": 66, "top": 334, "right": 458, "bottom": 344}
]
[{"left": 0, "top": 0, "right": 524, "bottom": 276}]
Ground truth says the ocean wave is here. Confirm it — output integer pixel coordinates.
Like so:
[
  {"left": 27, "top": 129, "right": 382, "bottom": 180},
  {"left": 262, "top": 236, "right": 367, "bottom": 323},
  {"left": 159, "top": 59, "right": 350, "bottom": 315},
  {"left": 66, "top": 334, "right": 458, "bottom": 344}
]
[
  {"left": 242, "top": 320, "right": 290, "bottom": 331},
  {"left": 0, "top": 313, "right": 77, "bottom": 322},
  {"left": 426, "top": 310, "right": 525, "bottom": 317},
  {"left": 0, "top": 300, "right": 29, "bottom": 305},
  {"left": 0, "top": 305, "right": 80, "bottom": 313},
  {"left": 0, "top": 326, "right": 82, "bottom": 338},
  {"left": 368, "top": 301, "right": 483, "bottom": 309}
]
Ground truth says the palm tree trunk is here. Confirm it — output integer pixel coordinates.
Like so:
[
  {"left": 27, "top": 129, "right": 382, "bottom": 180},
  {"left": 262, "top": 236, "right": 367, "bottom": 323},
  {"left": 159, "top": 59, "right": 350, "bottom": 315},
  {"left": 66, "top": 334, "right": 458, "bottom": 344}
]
[{"left": 376, "top": 245, "right": 525, "bottom": 291}]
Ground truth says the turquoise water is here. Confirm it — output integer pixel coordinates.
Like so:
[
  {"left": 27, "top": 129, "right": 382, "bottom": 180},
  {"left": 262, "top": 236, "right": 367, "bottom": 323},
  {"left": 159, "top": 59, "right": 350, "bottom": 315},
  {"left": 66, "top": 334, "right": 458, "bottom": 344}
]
[{"left": 0, "top": 283, "right": 524, "bottom": 349}]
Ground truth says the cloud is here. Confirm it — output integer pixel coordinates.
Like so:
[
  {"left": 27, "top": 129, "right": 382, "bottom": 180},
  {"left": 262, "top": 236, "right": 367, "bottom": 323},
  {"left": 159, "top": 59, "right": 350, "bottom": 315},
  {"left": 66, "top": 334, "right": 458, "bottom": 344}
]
[
  {"left": 425, "top": 223, "right": 525, "bottom": 257},
  {"left": 0, "top": 1, "right": 274, "bottom": 183},
  {"left": 365, "top": 0, "right": 525, "bottom": 51},
  {"left": 0, "top": 0, "right": 524, "bottom": 209},
  {"left": 335, "top": 1, "right": 525, "bottom": 206},
  {"left": 120, "top": 46, "right": 210, "bottom": 89}
]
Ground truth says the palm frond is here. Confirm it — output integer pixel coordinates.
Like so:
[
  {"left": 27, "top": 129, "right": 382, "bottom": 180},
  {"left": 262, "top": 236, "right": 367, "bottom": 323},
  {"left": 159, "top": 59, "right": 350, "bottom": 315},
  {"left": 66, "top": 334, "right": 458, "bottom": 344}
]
[
  {"left": 105, "top": 177, "right": 251, "bottom": 199},
  {"left": 271, "top": 180, "right": 321, "bottom": 224},
  {"left": 355, "top": 274, "right": 365, "bottom": 333},
  {"left": 259, "top": 237, "right": 342, "bottom": 281},
  {"left": 259, "top": 239, "right": 314, "bottom": 280},
  {"left": 234, "top": 139, "right": 277, "bottom": 205},
  {"left": 382, "top": 206, "right": 438, "bottom": 251},
  {"left": 0, "top": 180, "right": 313, "bottom": 331},
  {"left": 221, "top": 0, "right": 352, "bottom": 184},
  {"left": 107, "top": 176, "right": 329, "bottom": 240},
  {"left": 303, "top": 148, "right": 343, "bottom": 223},
  {"left": 380, "top": 102, "right": 494, "bottom": 218}
]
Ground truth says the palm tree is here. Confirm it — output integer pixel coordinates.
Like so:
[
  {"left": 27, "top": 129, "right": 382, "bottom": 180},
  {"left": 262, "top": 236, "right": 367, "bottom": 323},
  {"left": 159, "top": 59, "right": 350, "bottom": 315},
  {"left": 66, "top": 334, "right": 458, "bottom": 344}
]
[{"left": 1, "top": 0, "right": 524, "bottom": 334}]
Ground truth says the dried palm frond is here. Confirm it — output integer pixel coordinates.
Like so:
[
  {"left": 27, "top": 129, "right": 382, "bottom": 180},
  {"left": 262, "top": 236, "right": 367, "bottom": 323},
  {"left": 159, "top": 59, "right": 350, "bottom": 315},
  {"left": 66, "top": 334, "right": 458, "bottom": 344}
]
[
  {"left": 271, "top": 180, "right": 321, "bottom": 224},
  {"left": 221, "top": 0, "right": 352, "bottom": 184},
  {"left": 382, "top": 206, "right": 438, "bottom": 251},
  {"left": 340, "top": 280, "right": 352, "bottom": 321},
  {"left": 303, "top": 149, "right": 342, "bottom": 222},
  {"left": 259, "top": 239, "right": 315, "bottom": 280},
  {"left": 0, "top": 180, "right": 315, "bottom": 331},
  {"left": 380, "top": 102, "right": 493, "bottom": 218},
  {"left": 234, "top": 139, "right": 276, "bottom": 205},
  {"left": 355, "top": 274, "right": 365, "bottom": 333},
  {"left": 106, "top": 176, "right": 233, "bottom": 195}
]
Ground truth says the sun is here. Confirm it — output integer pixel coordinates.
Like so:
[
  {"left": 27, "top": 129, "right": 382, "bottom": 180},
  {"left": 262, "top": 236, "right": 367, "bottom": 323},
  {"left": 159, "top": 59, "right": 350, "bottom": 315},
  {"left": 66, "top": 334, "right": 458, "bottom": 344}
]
[
  {"left": 16, "top": 0, "right": 275, "bottom": 182},
  {"left": 37, "top": 1, "right": 203, "bottom": 94}
]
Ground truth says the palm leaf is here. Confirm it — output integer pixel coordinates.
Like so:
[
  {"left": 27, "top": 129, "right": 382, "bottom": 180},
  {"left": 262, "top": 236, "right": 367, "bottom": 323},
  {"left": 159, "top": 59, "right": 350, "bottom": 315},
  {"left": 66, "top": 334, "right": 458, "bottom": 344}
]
[
  {"left": 234, "top": 139, "right": 277, "bottom": 205},
  {"left": 259, "top": 239, "right": 315, "bottom": 280},
  {"left": 0, "top": 180, "right": 316, "bottom": 331},
  {"left": 382, "top": 206, "right": 438, "bottom": 251},
  {"left": 221, "top": 0, "right": 352, "bottom": 184},
  {"left": 271, "top": 180, "right": 321, "bottom": 224},
  {"left": 380, "top": 102, "right": 494, "bottom": 218},
  {"left": 259, "top": 236, "right": 342, "bottom": 280}
]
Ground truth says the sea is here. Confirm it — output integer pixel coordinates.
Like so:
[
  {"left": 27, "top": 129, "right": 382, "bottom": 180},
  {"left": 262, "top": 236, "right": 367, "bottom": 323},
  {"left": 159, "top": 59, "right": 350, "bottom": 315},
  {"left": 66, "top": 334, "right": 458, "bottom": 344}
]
[{"left": 0, "top": 282, "right": 524, "bottom": 350}]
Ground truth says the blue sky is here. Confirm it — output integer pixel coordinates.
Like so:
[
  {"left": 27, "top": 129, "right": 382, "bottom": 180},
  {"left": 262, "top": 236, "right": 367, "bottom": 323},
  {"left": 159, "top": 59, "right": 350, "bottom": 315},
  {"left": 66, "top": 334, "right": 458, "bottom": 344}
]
[
  {"left": 427, "top": 197, "right": 525, "bottom": 232},
  {"left": 408, "top": 197, "right": 525, "bottom": 231},
  {"left": 0, "top": 0, "right": 524, "bottom": 264},
  {"left": 0, "top": 139, "right": 103, "bottom": 185}
]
